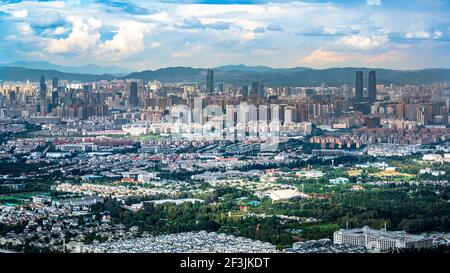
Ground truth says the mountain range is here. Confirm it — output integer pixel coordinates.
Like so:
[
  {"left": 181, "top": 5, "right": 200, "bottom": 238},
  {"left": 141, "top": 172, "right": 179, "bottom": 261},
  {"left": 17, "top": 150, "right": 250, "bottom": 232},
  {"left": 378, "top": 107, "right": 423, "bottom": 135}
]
[
  {"left": 1, "top": 62, "right": 450, "bottom": 87},
  {"left": 0, "top": 61, "right": 132, "bottom": 76}
]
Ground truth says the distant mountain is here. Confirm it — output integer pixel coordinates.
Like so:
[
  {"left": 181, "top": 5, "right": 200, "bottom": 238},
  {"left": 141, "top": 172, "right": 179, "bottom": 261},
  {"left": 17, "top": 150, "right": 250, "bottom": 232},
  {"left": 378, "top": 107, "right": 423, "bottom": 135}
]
[
  {"left": 215, "top": 64, "right": 312, "bottom": 73},
  {"left": 1, "top": 65, "right": 450, "bottom": 87},
  {"left": 125, "top": 66, "right": 450, "bottom": 86},
  {"left": 0, "top": 67, "right": 114, "bottom": 82},
  {"left": 215, "top": 64, "right": 275, "bottom": 72},
  {"left": 125, "top": 67, "right": 206, "bottom": 83},
  {"left": 0, "top": 61, "right": 132, "bottom": 76}
]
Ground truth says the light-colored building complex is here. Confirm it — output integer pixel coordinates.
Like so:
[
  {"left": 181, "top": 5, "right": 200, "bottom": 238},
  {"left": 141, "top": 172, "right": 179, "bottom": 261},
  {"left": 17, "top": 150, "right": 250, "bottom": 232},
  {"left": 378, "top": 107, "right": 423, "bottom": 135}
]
[{"left": 333, "top": 226, "right": 433, "bottom": 252}]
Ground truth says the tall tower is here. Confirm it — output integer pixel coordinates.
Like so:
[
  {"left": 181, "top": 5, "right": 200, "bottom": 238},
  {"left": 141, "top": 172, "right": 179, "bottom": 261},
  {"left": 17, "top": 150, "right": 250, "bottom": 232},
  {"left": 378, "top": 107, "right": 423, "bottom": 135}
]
[
  {"left": 251, "top": 81, "right": 259, "bottom": 97},
  {"left": 39, "top": 76, "right": 47, "bottom": 101},
  {"left": 355, "top": 71, "right": 363, "bottom": 102},
  {"left": 129, "top": 82, "right": 139, "bottom": 107},
  {"left": 368, "top": 71, "right": 377, "bottom": 103},
  {"left": 242, "top": 85, "right": 249, "bottom": 98},
  {"left": 206, "top": 69, "right": 214, "bottom": 94},
  {"left": 52, "top": 77, "right": 59, "bottom": 91}
]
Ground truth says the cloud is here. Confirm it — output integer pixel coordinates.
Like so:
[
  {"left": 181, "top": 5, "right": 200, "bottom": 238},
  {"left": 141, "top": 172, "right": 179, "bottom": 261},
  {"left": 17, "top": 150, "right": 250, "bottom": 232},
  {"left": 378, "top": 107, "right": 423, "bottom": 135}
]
[
  {"left": 367, "top": 0, "right": 381, "bottom": 6},
  {"left": 31, "top": 10, "right": 65, "bottom": 29},
  {"left": 179, "top": 17, "right": 232, "bottom": 30},
  {"left": 253, "top": 27, "right": 265, "bottom": 33},
  {"left": 300, "top": 48, "right": 348, "bottom": 66},
  {"left": 11, "top": 9, "right": 28, "bottom": 18},
  {"left": 150, "top": 42, "right": 162, "bottom": 48},
  {"left": 0, "top": 0, "right": 449, "bottom": 69},
  {"left": 98, "top": 22, "right": 151, "bottom": 60},
  {"left": 96, "top": 0, "right": 152, "bottom": 15},
  {"left": 404, "top": 30, "right": 442, "bottom": 39},
  {"left": 297, "top": 25, "right": 359, "bottom": 37},
  {"left": 337, "top": 34, "right": 389, "bottom": 50},
  {"left": 367, "top": 50, "right": 408, "bottom": 64},
  {"left": 266, "top": 23, "right": 283, "bottom": 32},
  {"left": 46, "top": 16, "right": 102, "bottom": 54}
]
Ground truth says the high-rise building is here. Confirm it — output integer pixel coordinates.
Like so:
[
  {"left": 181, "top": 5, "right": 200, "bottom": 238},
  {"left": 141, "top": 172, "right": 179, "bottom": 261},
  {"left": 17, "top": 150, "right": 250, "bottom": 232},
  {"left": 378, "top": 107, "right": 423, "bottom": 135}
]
[
  {"left": 242, "top": 86, "right": 249, "bottom": 98},
  {"left": 355, "top": 71, "right": 363, "bottom": 102},
  {"left": 251, "top": 82, "right": 259, "bottom": 97},
  {"left": 39, "top": 76, "right": 47, "bottom": 101},
  {"left": 51, "top": 90, "right": 59, "bottom": 104},
  {"left": 258, "top": 84, "right": 265, "bottom": 98},
  {"left": 9, "top": 90, "right": 16, "bottom": 104},
  {"left": 368, "top": 71, "right": 376, "bottom": 103},
  {"left": 206, "top": 69, "right": 214, "bottom": 94},
  {"left": 218, "top": 83, "right": 224, "bottom": 93},
  {"left": 52, "top": 77, "right": 59, "bottom": 91},
  {"left": 129, "top": 82, "right": 139, "bottom": 107}
]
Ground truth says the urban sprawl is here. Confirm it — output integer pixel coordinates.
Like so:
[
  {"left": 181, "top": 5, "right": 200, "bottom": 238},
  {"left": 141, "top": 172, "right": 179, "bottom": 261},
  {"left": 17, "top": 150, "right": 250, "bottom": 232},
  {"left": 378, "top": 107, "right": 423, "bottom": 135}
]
[{"left": 1, "top": 69, "right": 450, "bottom": 253}]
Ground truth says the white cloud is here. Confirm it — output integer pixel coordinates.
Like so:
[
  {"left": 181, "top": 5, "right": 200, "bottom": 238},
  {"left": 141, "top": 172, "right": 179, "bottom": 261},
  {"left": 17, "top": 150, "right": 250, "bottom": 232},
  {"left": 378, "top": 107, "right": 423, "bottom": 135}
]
[
  {"left": 367, "top": 0, "right": 381, "bottom": 6},
  {"left": 12, "top": 9, "right": 28, "bottom": 19},
  {"left": 300, "top": 48, "right": 348, "bottom": 66},
  {"left": 46, "top": 16, "right": 102, "bottom": 54},
  {"left": 150, "top": 42, "right": 162, "bottom": 48},
  {"left": 97, "top": 22, "right": 151, "bottom": 60},
  {"left": 1, "top": 0, "right": 448, "bottom": 69},
  {"left": 404, "top": 30, "right": 442, "bottom": 39},
  {"left": 337, "top": 34, "right": 389, "bottom": 50}
]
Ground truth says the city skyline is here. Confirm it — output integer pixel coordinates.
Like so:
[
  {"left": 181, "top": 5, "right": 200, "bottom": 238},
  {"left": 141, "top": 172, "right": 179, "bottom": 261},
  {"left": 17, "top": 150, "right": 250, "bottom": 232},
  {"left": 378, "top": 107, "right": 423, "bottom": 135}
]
[{"left": 1, "top": 0, "right": 450, "bottom": 70}]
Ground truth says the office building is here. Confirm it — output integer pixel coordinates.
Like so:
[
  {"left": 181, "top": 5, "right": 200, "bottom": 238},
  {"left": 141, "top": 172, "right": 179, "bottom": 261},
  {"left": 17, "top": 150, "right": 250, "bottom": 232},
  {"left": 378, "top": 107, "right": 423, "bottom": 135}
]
[
  {"left": 206, "top": 69, "right": 214, "bottom": 94},
  {"left": 242, "top": 86, "right": 249, "bottom": 98},
  {"left": 333, "top": 226, "right": 433, "bottom": 252},
  {"left": 355, "top": 71, "right": 363, "bottom": 102},
  {"left": 368, "top": 71, "right": 376, "bottom": 102},
  {"left": 129, "top": 82, "right": 139, "bottom": 107},
  {"left": 52, "top": 77, "right": 59, "bottom": 91},
  {"left": 39, "top": 76, "right": 47, "bottom": 101}
]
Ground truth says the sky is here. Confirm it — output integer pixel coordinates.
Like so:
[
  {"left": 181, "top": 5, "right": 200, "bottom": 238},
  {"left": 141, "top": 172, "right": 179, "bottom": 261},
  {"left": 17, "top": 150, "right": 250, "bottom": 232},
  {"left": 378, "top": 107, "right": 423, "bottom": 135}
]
[{"left": 0, "top": 0, "right": 450, "bottom": 70}]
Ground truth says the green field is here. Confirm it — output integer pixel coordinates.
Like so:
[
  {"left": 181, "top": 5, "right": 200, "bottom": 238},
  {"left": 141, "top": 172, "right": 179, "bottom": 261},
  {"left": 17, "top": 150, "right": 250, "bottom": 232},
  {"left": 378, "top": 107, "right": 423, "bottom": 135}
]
[{"left": 0, "top": 192, "right": 50, "bottom": 206}]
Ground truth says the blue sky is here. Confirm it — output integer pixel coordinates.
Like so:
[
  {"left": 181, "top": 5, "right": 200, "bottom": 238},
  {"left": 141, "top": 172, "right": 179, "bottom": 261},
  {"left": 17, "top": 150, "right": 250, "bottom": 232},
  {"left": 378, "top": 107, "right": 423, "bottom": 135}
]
[{"left": 0, "top": 0, "right": 450, "bottom": 70}]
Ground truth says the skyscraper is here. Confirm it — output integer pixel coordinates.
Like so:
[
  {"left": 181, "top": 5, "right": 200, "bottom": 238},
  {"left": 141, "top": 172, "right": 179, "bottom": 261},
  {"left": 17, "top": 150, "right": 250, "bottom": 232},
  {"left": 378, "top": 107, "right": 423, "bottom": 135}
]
[
  {"left": 355, "top": 71, "right": 363, "bottom": 102},
  {"left": 251, "top": 81, "right": 260, "bottom": 97},
  {"left": 39, "top": 76, "right": 47, "bottom": 101},
  {"left": 206, "top": 69, "right": 214, "bottom": 94},
  {"left": 242, "top": 86, "right": 249, "bottom": 98},
  {"left": 129, "top": 82, "right": 139, "bottom": 107},
  {"left": 52, "top": 77, "right": 59, "bottom": 91},
  {"left": 368, "top": 71, "right": 377, "bottom": 103}
]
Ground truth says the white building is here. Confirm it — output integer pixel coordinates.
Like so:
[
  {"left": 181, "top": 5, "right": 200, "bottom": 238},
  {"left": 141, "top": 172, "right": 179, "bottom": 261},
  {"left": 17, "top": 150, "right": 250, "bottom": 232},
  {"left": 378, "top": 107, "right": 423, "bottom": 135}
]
[
  {"left": 137, "top": 172, "right": 159, "bottom": 183},
  {"left": 333, "top": 226, "right": 433, "bottom": 252},
  {"left": 423, "top": 154, "right": 443, "bottom": 162},
  {"left": 267, "top": 189, "right": 310, "bottom": 202}
]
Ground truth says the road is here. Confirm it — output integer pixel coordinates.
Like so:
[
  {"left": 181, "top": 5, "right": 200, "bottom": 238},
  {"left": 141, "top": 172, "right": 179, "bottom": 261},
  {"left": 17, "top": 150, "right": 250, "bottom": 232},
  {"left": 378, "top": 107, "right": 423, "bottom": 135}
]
[{"left": 0, "top": 248, "right": 18, "bottom": 253}]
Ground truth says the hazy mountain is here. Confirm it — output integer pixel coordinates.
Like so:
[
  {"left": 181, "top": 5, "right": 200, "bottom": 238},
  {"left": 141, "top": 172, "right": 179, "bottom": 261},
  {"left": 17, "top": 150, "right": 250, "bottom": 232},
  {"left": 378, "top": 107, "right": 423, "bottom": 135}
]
[
  {"left": 125, "top": 66, "right": 450, "bottom": 86},
  {"left": 0, "top": 61, "right": 132, "bottom": 76},
  {"left": 126, "top": 67, "right": 206, "bottom": 83},
  {"left": 1, "top": 65, "right": 450, "bottom": 87},
  {"left": 215, "top": 64, "right": 275, "bottom": 72},
  {"left": 0, "top": 67, "right": 114, "bottom": 82},
  {"left": 215, "top": 64, "right": 312, "bottom": 73}
]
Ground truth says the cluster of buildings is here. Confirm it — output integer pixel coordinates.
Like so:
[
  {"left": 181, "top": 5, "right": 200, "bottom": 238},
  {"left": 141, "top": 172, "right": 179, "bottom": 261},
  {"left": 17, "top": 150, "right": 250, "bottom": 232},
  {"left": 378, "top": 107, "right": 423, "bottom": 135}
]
[
  {"left": 55, "top": 183, "right": 179, "bottom": 200},
  {"left": 82, "top": 231, "right": 278, "bottom": 253},
  {"left": 288, "top": 238, "right": 367, "bottom": 253},
  {"left": 310, "top": 127, "right": 450, "bottom": 149}
]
